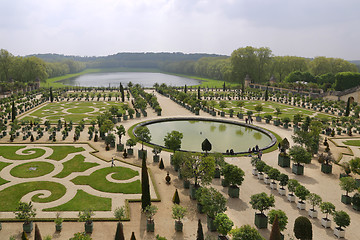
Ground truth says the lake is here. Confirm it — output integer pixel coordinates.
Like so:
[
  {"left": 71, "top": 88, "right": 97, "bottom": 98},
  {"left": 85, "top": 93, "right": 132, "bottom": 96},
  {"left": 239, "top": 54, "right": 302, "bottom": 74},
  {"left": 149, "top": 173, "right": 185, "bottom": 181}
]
[{"left": 59, "top": 72, "right": 202, "bottom": 87}]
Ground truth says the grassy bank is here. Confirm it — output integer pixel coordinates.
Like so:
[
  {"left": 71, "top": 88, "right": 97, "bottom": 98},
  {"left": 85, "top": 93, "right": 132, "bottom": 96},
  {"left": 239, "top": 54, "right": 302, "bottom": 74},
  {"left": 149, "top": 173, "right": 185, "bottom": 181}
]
[{"left": 43, "top": 67, "right": 239, "bottom": 89}]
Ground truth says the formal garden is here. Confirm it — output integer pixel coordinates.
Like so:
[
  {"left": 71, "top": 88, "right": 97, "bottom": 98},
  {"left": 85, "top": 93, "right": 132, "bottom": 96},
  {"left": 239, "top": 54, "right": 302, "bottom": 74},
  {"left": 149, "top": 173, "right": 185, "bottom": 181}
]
[{"left": 0, "top": 83, "right": 360, "bottom": 240}]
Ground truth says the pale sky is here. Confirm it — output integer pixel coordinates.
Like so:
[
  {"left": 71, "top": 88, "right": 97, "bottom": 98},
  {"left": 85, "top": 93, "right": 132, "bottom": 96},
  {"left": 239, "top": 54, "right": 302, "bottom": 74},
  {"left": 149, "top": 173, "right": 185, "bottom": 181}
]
[{"left": 1, "top": 0, "right": 360, "bottom": 59}]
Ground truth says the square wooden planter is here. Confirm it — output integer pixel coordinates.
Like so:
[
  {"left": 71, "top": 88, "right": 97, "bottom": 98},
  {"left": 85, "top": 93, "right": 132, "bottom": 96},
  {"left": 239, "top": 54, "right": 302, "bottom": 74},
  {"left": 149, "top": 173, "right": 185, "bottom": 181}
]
[
  {"left": 278, "top": 187, "right": 286, "bottom": 196},
  {"left": 321, "top": 163, "right": 332, "bottom": 174},
  {"left": 334, "top": 227, "right": 345, "bottom": 238},
  {"left": 321, "top": 218, "right": 331, "bottom": 228},
  {"left": 252, "top": 168, "right": 258, "bottom": 176},
  {"left": 297, "top": 201, "right": 306, "bottom": 210},
  {"left": 153, "top": 155, "right": 160, "bottom": 163},
  {"left": 278, "top": 155, "right": 290, "bottom": 168},
  {"left": 292, "top": 164, "right": 304, "bottom": 175},
  {"left": 287, "top": 194, "right": 295, "bottom": 202},
  {"left": 264, "top": 177, "right": 271, "bottom": 185},
  {"left": 308, "top": 209, "right": 318, "bottom": 218},
  {"left": 138, "top": 150, "right": 147, "bottom": 160},
  {"left": 270, "top": 182, "right": 277, "bottom": 190},
  {"left": 254, "top": 213, "right": 268, "bottom": 229},
  {"left": 127, "top": 148, "right": 133, "bottom": 156},
  {"left": 257, "top": 173, "right": 264, "bottom": 180},
  {"left": 341, "top": 195, "right": 352, "bottom": 205},
  {"left": 228, "top": 186, "right": 240, "bottom": 198}
]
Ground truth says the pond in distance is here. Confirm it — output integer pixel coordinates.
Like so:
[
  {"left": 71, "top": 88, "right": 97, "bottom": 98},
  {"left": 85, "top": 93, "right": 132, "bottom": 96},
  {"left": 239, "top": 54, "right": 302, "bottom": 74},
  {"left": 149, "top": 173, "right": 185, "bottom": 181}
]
[
  {"left": 60, "top": 72, "right": 202, "bottom": 87},
  {"left": 145, "top": 120, "right": 273, "bottom": 153}
]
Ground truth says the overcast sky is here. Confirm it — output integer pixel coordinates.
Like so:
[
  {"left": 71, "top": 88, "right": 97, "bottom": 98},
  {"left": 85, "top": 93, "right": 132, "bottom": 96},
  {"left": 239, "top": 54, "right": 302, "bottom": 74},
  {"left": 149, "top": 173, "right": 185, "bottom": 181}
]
[{"left": 1, "top": 0, "right": 360, "bottom": 59}]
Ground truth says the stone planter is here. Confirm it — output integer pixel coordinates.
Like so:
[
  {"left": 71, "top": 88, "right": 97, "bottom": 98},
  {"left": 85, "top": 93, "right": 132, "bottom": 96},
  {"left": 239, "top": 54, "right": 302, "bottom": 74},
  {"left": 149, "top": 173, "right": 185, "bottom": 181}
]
[
  {"left": 287, "top": 194, "right": 295, "bottom": 202},
  {"left": 308, "top": 209, "right": 318, "bottom": 218},
  {"left": 274, "top": 120, "right": 280, "bottom": 126},
  {"left": 292, "top": 163, "right": 304, "bottom": 175},
  {"left": 257, "top": 173, "right": 264, "bottom": 180},
  {"left": 147, "top": 220, "right": 155, "bottom": 232},
  {"left": 207, "top": 215, "right": 217, "bottom": 232},
  {"left": 278, "top": 187, "right": 286, "bottom": 196},
  {"left": 153, "top": 155, "right": 160, "bottom": 163},
  {"left": 84, "top": 222, "right": 93, "bottom": 233},
  {"left": 23, "top": 222, "right": 33, "bottom": 233},
  {"left": 123, "top": 115, "right": 128, "bottom": 120},
  {"left": 278, "top": 154, "right": 290, "bottom": 168},
  {"left": 175, "top": 221, "right": 183, "bottom": 232},
  {"left": 341, "top": 195, "right": 352, "bottom": 205},
  {"left": 254, "top": 213, "right": 268, "bottom": 229},
  {"left": 321, "top": 163, "right": 332, "bottom": 174},
  {"left": 195, "top": 110, "right": 200, "bottom": 115},
  {"left": 238, "top": 113, "right": 244, "bottom": 119},
  {"left": 220, "top": 112, "right": 225, "bottom": 117},
  {"left": 334, "top": 227, "right": 345, "bottom": 238},
  {"left": 353, "top": 203, "right": 360, "bottom": 211},
  {"left": 136, "top": 112, "right": 141, "bottom": 118},
  {"left": 264, "top": 177, "right": 270, "bottom": 185},
  {"left": 228, "top": 186, "right": 240, "bottom": 198},
  {"left": 256, "top": 116, "right": 262, "bottom": 122},
  {"left": 221, "top": 178, "right": 230, "bottom": 187},
  {"left": 252, "top": 168, "right": 258, "bottom": 176},
  {"left": 270, "top": 182, "right": 277, "bottom": 190},
  {"left": 297, "top": 201, "right": 306, "bottom": 210},
  {"left": 321, "top": 218, "right": 331, "bottom": 228}
]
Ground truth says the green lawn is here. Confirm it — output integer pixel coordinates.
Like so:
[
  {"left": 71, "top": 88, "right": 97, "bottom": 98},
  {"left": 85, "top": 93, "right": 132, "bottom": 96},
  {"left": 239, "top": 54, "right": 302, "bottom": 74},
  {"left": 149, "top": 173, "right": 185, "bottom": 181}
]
[
  {"left": 10, "top": 161, "right": 54, "bottom": 178},
  {"left": 0, "top": 162, "right": 11, "bottom": 185},
  {"left": 46, "top": 146, "right": 85, "bottom": 161},
  {"left": 54, "top": 154, "right": 99, "bottom": 178},
  {"left": 44, "top": 190, "right": 111, "bottom": 211},
  {"left": 71, "top": 167, "right": 141, "bottom": 194},
  {"left": 0, "top": 146, "right": 46, "bottom": 160},
  {"left": 0, "top": 181, "right": 66, "bottom": 211},
  {"left": 343, "top": 140, "right": 360, "bottom": 146}
]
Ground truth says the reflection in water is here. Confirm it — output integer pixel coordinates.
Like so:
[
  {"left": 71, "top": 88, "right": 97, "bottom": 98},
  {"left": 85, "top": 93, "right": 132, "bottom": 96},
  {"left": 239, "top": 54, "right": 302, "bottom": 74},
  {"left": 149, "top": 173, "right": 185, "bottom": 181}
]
[
  {"left": 253, "top": 132, "right": 262, "bottom": 140},
  {"left": 219, "top": 124, "right": 226, "bottom": 132},
  {"left": 236, "top": 130, "right": 244, "bottom": 136},
  {"left": 210, "top": 126, "right": 216, "bottom": 132}
]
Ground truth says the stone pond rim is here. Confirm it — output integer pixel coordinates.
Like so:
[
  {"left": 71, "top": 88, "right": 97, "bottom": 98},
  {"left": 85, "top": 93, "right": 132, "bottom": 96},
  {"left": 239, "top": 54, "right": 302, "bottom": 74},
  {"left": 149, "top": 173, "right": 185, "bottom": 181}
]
[{"left": 133, "top": 117, "right": 277, "bottom": 155}]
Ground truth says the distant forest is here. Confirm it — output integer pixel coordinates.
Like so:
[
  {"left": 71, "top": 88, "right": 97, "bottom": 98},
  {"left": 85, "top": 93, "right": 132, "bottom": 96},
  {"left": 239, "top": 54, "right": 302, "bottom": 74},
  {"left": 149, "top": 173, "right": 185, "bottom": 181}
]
[{"left": 1, "top": 47, "right": 360, "bottom": 92}]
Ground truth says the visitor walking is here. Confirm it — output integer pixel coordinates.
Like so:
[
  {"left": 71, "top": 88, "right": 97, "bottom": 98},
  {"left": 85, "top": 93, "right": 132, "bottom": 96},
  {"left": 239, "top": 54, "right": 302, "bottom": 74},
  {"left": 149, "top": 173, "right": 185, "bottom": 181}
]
[{"left": 111, "top": 157, "right": 115, "bottom": 167}]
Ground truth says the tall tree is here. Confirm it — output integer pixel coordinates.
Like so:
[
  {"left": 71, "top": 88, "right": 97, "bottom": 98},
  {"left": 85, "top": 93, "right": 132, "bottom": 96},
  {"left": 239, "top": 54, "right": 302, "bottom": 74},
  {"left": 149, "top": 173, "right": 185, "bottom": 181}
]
[
  {"left": 269, "top": 215, "right": 281, "bottom": 240},
  {"left": 11, "top": 100, "right": 16, "bottom": 122},
  {"left": 0, "top": 49, "right": 13, "bottom": 82},
  {"left": 50, "top": 87, "right": 54, "bottom": 102},
  {"left": 196, "top": 219, "right": 204, "bottom": 240},
  {"left": 120, "top": 83, "right": 125, "bottom": 102},
  {"left": 34, "top": 223, "right": 42, "bottom": 240},
  {"left": 115, "top": 222, "right": 125, "bottom": 240},
  {"left": 141, "top": 154, "right": 151, "bottom": 210}
]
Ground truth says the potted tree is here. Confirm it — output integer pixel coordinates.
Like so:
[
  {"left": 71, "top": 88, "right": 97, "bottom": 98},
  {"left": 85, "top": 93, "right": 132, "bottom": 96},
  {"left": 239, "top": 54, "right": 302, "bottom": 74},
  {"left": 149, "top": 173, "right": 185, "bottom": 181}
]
[
  {"left": 278, "top": 173, "right": 289, "bottom": 196},
  {"left": 268, "top": 209, "right": 288, "bottom": 240},
  {"left": 320, "top": 201, "right": 336, "bottom": 228},
  {"left": 114, "top": 206, "right": 125, "bottom": 235},
  {"left": 198, "top": 187, "right": 227, "bottom": 232},
  {"left": 14, "top": 201, "right": 36, "bottom": 233},
  {"left": 172, "top": 204, "right": 187, "bottom": 232},
  {"left": 264, "top": 114, "right": 272, "bottom": 124},
  {"left": 255, "top": 161, "right": 266, "bottom": 180},
  {"left": 152, "top": 146, "right": 162, "bottom": 163},
  {"left": 222, "top": 164, "right": 245, "bottom": 198},
  {"left": 307, "top": 193, "right": 322, "bottom": 218},
  {"left": 134, "top": 126, "right": 151, "bottom": 159},
  {"left": 295, "top": 185, "right": 310, "bottom": 210},
  {"left": 54, "top": 212, "right": 63, "bottom": 232},
  {"left": 255, "top": 104, "right": 263, "bottom": 122},
  {"left": 214, "top": 213, "right": 234, "bottom": 240},
  {"left": 287, "top": 179, "right": 299, "bottom": 202},
  {"left": 251, "top": 156, "right": 261, "bottom": 176},
  {"left": 319, "top": 152, "right": 334, "bottom": 174},
  {"left": 164, "top": 130, "right": 183, "bottom": 162},
  {"left": 249, "top": 192, "right": 275, "bottom": 229},
  {"left": 281, "top": 117, "right": 291, "bottom": 129},
  {"left": 116, "top": 125, "right": 125, "bottom": 151},
  {"left": 78, "top": 209, "right": 95, "bottom": 233},
  {"left": 339, "top": 177, "right": 356, "bottom": 204},
  {"left": 351, "top": 192, "right": 360, "bottom": 211},
  {"left": 278, "top": 138, "right": 290, "bottom": 168},
  {"left": 289, "top": 145, "right": 312, "bottom": 175},
  {"left": 268, "top": 168, "right": 280, "bottom": 190},
  {"left": 126, "top": 138, "right": 136, "bottom": 156},
  {"left": 144, "top": 205, "right": 158, "bottom": 232},
  {"left": 333, "top": 210, "right": 350, "bottom": 238},
  {"left": 236, "top": 101, "right": 244, "bottom": 119}
]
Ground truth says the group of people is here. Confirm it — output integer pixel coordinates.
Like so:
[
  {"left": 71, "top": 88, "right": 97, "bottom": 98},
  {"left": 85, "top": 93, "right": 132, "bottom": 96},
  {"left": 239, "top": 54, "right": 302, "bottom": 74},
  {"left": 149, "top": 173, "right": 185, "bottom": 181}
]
[
  {"left": 248, "top": 145, "right": 262, "bottom": 159},
  {"left": 245, "top": 117, "right": 253, "bottom": 124},
  {"left": 225, "top": 149, "right": 235, "bottom": 155}
]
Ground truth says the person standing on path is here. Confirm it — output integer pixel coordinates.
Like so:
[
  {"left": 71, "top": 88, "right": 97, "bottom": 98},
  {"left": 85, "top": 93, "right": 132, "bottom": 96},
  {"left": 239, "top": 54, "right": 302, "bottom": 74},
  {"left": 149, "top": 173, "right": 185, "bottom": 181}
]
[{"left": 111, "top": 157, "right": 115, "bottom": 167}]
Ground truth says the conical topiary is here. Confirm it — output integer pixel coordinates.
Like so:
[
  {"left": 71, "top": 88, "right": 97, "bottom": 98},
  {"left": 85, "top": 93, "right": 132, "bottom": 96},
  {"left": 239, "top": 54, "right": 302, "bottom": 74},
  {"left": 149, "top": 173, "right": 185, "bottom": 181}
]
[
  {"left": 141, "top": 154, "right": 151, "bottom": 210},
  {"left": 34, "top": 223, "right": 42, "bottom": 240},
  {"left": 269, "top": 215, "right": 281, "bottom": 240},
  {"left": 172, "top": 189, "right": 180, "bottom": 204},
  {"left": 115, "top": 222, "right": 125, "bottom": 240},
  {"left": 196, "top": 219, "right": 204, "bottom": 240},
  {"left": 130, "top": 232, "right": 136, "bottom": 240},
  {"left": 159, "top": 158, "right": 164, "bottom": 169},
  {"left": 21, "top": 231, "right": 29, "bottom": 240}
]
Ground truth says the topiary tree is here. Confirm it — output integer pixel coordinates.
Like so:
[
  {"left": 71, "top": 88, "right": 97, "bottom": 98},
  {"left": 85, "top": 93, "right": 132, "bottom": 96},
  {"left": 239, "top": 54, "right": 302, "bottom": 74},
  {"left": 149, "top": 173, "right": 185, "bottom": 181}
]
[
  {"left": 214, "top": 213, "right": 234, "bottom": 237},
  {"left": 269, "top": 215, "right": 281, "bottom": 240},
  {"left": 333, "top": 210, "right": 351, "bottom": 230},
  {"left": 159, "top": 158, "right": 164, "bottom": 169},
  {"left": 278, "top": 174, "right": 289, "bottom": 190},
  {"left": 230, "top": 225, "right": 265, "bottom": 240},
  {"left": 114, "top": 221, "right": 125, "bottom": 240},
  {"left": 134, "top": 126, "right": 151, "bottom": 150},
  {"left": 34, "top": 223, "right": 42, "bottom": 240},
  {"left": 268, "top": 168, "right": 280, "bottom": 184},
  {"left": 141, "top": 155, "right": 151, "bottom": 210},
  {"left": 280, "top": 138, "right": 290, "bottom": 153},
  {"left": 307, "top": 193, "right": 322, "bottom": 212},
  {"left": 287, "top": 179, "right": 300, "bottom": 195},
  {"left": 295, "top": 185, "right": 310, "bottom": 203},
  {"left": 116, "top": 125, "right": 125, "bottom": 144},
  {"left": 249, "top": 192, "right": 275, "bottom": 216},
  {"left": 164, "top": 130, "right": 183, "bottom": 153},
  {"left": 294, "top": 216, "right": 312, "bottom": 240},
  {"left": 320, "top": 202, "right": 336, "bottom": 220},
  {"left": 172, "top": 189, "right": 180, "bottom": 204},
  {"left": 201, "top": 138, "right": 212, "bottom": 154},
  {"left": 126, "top": 138, "right": 136, "bottom": 149},
  {"left": 268, "top": 209, "right": 288, "bottom": 232},
  {"left": 196, "top": 219, "right": 204, "bottom": 240}
]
